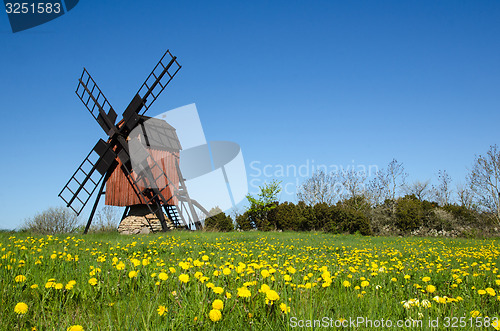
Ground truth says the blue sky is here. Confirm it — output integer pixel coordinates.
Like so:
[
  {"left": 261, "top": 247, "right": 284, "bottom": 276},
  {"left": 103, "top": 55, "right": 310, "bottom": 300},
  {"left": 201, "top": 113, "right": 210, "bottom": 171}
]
[{"left": 1, "top": 1, "right": 499, "bottom": 229}]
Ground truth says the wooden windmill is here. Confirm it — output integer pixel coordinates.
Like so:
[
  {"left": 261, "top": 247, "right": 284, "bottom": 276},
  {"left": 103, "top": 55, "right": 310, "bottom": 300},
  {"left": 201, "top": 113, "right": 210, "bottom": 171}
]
[{"left": 59, "top": 50, "right": 208, "bottom": 233}]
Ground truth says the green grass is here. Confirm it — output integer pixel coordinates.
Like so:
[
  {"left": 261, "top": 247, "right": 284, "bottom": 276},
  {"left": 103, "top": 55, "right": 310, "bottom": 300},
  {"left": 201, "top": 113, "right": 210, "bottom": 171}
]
[{"left": 1, "top": 231, "right": 499, "bottom": 330}]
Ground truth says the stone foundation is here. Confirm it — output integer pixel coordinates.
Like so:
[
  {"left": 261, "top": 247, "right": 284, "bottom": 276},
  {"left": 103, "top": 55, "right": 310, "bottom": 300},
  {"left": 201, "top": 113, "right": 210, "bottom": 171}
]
[{"left": 118, "top": 205, "right": 175, "bottom": 234}]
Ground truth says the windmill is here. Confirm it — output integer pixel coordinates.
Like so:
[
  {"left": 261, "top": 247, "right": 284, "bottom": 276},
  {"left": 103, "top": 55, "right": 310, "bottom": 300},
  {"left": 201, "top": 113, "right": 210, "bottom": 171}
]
[{"left": 59, "top": 50, "right": 208, "bottom": 234}]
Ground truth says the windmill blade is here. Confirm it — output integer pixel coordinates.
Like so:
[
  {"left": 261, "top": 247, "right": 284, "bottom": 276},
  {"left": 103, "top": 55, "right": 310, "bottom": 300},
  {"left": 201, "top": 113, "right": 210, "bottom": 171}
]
[
  {"left": 59, "top": 139, "right": 117, "bottom": 215},
  {"left": 122, "top": 50, "right": 181, "bottom": 130},
  {"left": 76, "top": 68, "right": 118, "bottom": 136}
]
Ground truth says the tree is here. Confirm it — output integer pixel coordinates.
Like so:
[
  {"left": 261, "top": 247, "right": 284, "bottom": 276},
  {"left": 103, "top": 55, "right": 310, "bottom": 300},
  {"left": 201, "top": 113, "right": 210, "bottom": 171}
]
[
  {"left": 296, "top": 170, "right": 341, "bottom": 206},
  {"left": 205, "top": 207, "right": 234, "bottom": 232},
  {"left": 21, "top": 207, "right": 81, "bottom": 234},
  {"left": 245, "top": 180, "right": 282, "bottom": 230},
  {"left": 433, "top": 170, "right": 452, "bottom": 206},
  {"left": 337, "top": 169, "right": 367, "bottom": 207},
  {"left": 369, "top": 159, "right": 407, "bottom": 210},
  {"left": 404, "top": 180, "right": 431, "bottom": 202},
  {"left": 456, "top": 182, "right": 475, "bottom": 210},
  {"left": 467, "top": 144, "right": 500, "bottom": 223}
]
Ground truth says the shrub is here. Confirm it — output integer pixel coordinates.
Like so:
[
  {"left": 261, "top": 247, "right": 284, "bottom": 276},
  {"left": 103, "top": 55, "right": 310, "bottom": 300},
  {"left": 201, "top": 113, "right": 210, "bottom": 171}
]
[
  {"left": 235, "top": 211, "right": 256, "bottom": 231},
  {"left": 395, "top": 195, "right": 424, "bottom": 232},
  {"left": 325, "top": 207, "right": 372, "bottom": 235},
  {"left": 205, "top": 208, "right": 234, "bottom": 232},
  {"left": 21, "top": 207, "right": 81, "bottom": 234},
  {"left": 268, "top": 202, "right": 301, "bottom": 231}
]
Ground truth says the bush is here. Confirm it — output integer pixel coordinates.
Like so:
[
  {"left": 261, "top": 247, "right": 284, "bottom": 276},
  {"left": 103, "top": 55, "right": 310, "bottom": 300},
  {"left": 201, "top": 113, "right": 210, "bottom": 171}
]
[
  {"left": 235, "top": 211, "right": 256, "bottom": 231},
  {"left": 325, "top": 207, "right": 372, "bottom": 235},
  {"left": 205, "top": 208, "right": 234, "bottom": 232},
  {"left": 312, "top": 203, "right": 333, "bottom": 231},
  {"left": 395, "top": 195, "right": 424, "bottom": 232},
  {"left": 268, "top": 202, "right": 301, "bottom": 231},
  {"left": 21, "top": 207, "right": 81, "bottom": 234}
]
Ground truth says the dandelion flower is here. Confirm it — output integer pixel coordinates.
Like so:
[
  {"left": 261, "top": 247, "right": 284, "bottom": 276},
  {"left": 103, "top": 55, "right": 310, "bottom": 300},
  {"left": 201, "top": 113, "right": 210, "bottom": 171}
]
[
  {"left": 280, "top": 303, "right": 290, "bottom": 313},
  {"left": 360, "top": 281, "right": 369, "bottom": 288},
  {"left": 486, "top": 288, "right": 496, "bottom": 296},
  {"left": 15, "top": 275, "right": 26, "bottom": 283},
  {"left": 259, "top": 284, "right": 270, "bottom": 293},
  {"left": 266, "top": 290, "right": 280, "bottom": 302},
  {"left": 343, "top": 281, "right": 351, "bottom": 287},
  {"left": 158, "top": 272, "right": 168, "bottom": 281},
  {"left": 426, "top": 285, "right": 436, "bottom": 293},
  {"left": 178, "top": 274, "right": 189, "bottom": 283},
  {"left": 67, "top": 326, "right": 84, "bottom": 331},
  {"left": 212, "top": 299, "right": 224, "bottom": 310},
  {"left": 14, "top": 302, "right": 28, "bottom": 315},
  {"left": 88, "top": 278, "right": 97, "bottom": 286},
  {"left": 470, "top": 310, "right": 481, "bottom": 318},
  {"left": 422, "top": 277, "right": 431, "bottom": 282},
  {"left": 212, "top": 286, "right": 224, "bottom": 294},
  {"left": 157, "top": 305, "right": 167, "bottom": 316},
  {"left": 128, "top": 271, "right": 138, "bottom": 279},
  {"left": 237, "top": 287, "right": 251, "bottom": 298},
  {"left": 478, "top": 289, "right": 486, "bottom": 295},
  {"left": 209, "top": 309, "right": 222, "bottom": 322}
]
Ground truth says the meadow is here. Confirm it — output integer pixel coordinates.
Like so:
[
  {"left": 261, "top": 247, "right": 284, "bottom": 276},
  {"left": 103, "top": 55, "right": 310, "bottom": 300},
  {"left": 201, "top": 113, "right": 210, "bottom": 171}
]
[{"left": 1, "top": 231, "right": 499, "bottom": 330}]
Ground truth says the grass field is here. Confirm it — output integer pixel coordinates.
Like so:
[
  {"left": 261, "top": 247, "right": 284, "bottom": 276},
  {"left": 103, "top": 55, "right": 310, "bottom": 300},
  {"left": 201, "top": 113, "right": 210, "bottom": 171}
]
[{"left": 1, "top": 231, "right": 499, "bottom": 330}]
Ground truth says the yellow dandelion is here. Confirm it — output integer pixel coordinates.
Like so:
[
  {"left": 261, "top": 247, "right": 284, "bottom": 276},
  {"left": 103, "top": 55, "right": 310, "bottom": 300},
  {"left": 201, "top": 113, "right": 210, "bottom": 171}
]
[
  {"left": 343, "top": 280, "right": 351, "bottom": 287},
  {"left": 158, "top": 272, "right": 168, "bottom": 281},
  {"left": 209, "top": 309, "right": 222, "bottom": 322},
  {"left": 470, "top": 310, "right": 481, "bottom": 318},
  {"left": 67, "top": 326, "right": 83, "bottom": 331},
  {"left": 88, "top": 278, "right": 97, "bottom": 286},
  {"left": 212, "top": 286, "right": 224, "bottom": 294},
  {"left": 426, "top": 285, "right": 436, "bottom": 293},
  {"left": 15, "top": 275, "right": 26, "bottom": 283},
  {"left": 280, "top": 303, "right": 290, "bottom": 313},
  {"left": 259, "top": 284, "right": 270, "bottom": 293},
  {"left": 14, "top": 302, "right": 28, "bottom": 315},
  {"left": 237, "top": 287, "right": 251, "bottom": 298},
  {"left": 157, "top": 305, "right": 167, "bottom": 316},
  {"left": 212, "top": 299, "right": 224, "bottom": 310},
  {"left": 178, "top": 274, "right": 189, "bottom": 283},
  {"left": 266, "top": 290, "right": 279, "bottom": 302},
  {"left": 128, "top": 271, "right": 138, "bottom": 279}
]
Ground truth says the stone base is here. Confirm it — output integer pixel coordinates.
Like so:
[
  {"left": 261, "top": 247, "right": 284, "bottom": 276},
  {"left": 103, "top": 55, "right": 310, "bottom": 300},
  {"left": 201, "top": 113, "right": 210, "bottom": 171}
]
[{"left": 118, "top": 205, "right": 175, "bottom": 235}]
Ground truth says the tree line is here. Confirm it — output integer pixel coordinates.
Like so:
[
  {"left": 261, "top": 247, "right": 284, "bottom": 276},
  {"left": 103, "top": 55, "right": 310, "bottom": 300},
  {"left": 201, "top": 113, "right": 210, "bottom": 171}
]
[{"left": 205, "top": 144, "right": 500, "bottom": 237}]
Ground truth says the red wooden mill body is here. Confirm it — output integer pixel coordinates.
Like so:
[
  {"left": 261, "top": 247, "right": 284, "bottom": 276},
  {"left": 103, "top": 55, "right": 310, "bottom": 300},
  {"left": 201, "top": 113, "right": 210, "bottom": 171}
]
[
  {"left": 104, "top": 150, "right": 180, "bottom": 206},
  {"left": 105, "top": 117, "right": 181, "bottom": 207}
]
